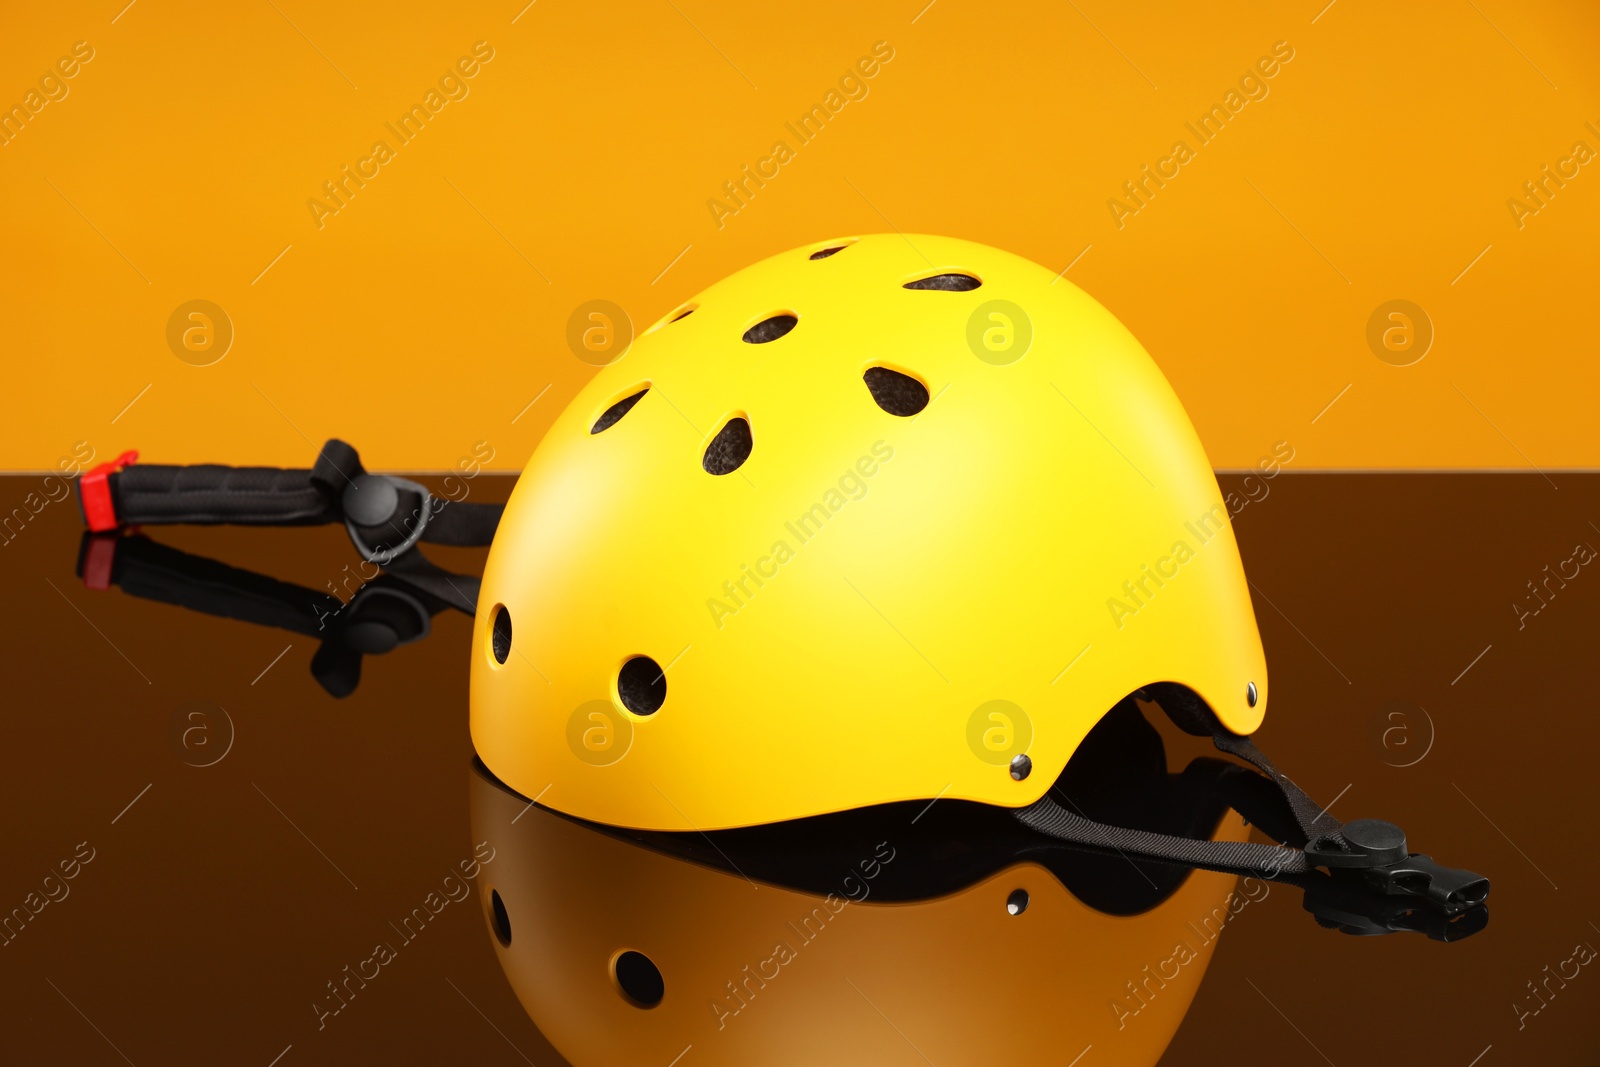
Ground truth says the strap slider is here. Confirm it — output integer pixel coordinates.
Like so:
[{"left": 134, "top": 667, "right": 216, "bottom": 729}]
[
  {"left": 79, "top": 450, "right": 140, "bottom": 532},
  {"left": 1305, "top": 817, "right": 1410, "bottom": 869},
  {"left": 341, "top": 474, "right": 432, "bottom": 565}
]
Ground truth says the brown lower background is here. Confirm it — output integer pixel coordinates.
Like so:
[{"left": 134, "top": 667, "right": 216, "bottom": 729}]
[{"left": 0, "top": 471, "right": 1596, "bottom": 1065}]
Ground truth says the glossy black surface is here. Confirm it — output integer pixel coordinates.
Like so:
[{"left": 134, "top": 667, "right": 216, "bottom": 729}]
[{"left": 2, "top": 472, "right": 1597, "bottom": 1065}]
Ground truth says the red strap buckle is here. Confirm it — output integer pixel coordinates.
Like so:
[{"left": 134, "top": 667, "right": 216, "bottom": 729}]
[{"left": 79, "top": 450, "right": 139, "bottom": 532}]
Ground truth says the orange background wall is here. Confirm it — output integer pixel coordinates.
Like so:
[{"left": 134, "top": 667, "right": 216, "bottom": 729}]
[{"left": 2, "top": 0, "right": 1597, "bottom": 473}]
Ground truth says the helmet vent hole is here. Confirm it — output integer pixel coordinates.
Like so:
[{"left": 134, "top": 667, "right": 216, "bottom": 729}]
[
  {"left": 702, "top": 418, "right": 753, "bottom": 475},
  {"left": 617, "top": 656, "right": 666, "bottom": 715},
  {"left": 670, "top": 306, "right": 695, "bottom": 322},
  {"left": 742, "top": 314, "right": 797, "bottom": 344},
  {"left": 591, "top": 388, "right": 649, "bottom": 434},
  {"left": 490, "top": 606, "right": 512, "bottom": 664},
  {"left": 489, "top": 888, "right": 512, "bottom": 946},
  {"left": 613, "top": 950, "right": 665, "bottom": 1008},
  {"left": 903, "top": 272, "right": 981, "bottom": 291},
  {"left": 863, "top": 367, "right": 929, "bottom": 417},
  {"left": 809, "top": 245, "right": 848, "bottom": 260}
]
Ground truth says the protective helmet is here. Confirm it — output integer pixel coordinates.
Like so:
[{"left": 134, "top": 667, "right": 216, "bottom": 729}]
[
  {"left": 472, "top": 233, "right": 1265, "bottom": 830},
  {"left": 64, "top": 236, "right": 1488, "bottom": 920},
  {"left": 469, "top": 698, "right": 1256, "bottom": 1067}
]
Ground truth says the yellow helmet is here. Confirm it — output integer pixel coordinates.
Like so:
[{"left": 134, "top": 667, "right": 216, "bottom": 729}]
[
  {"left": 468, "top": 703, "right": 1256, "bottom": 1067},
  {"left": 62, "top": 235, "right": 1487, "bottom": 931},
  {"left": 472, "top": 234, "right": 1265, "bottom": 831}
]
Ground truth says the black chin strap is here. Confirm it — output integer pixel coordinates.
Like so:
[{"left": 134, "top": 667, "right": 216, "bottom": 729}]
[
  {"left": 80, "top": 437, "right": 503, "bottom": 570},
  {"left": 73, "top": 439, "right": 500, "bottom": 698},
  {"left": 84, "top": 439, "right": 1490, "bottom": 924},
  {"left": 1016, "top": 728, "right": 1490, "bottom": 917}
]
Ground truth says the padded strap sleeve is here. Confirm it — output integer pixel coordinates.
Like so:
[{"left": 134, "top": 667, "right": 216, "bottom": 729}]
[{"left": 111, "top": 463, "right": 334, "bottom": 526}]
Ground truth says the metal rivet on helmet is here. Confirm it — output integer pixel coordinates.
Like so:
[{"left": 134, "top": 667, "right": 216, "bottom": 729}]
[
  {"left": 1247, "top": 681, "right": 1259, "bottom": 707},
  {"left": 1009, "top": 754, "right": 1032, "bottom": 781},
  {"left": 1006, "top": 888, "right": 1030, "bottom": 915}
]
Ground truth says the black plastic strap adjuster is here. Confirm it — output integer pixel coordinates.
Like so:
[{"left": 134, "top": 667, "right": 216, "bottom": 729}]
[
  {"left": 341, "top": 474, "right": 432, "bottom": 565},
  {"left": 1302, "top": 872, "right": 1490, "bottom": 941},
  {"left": 1358, "top": 853, "right": 1491, "bottom": 912},
  {"left": 1303, "top": 816, "right": 1490, "bottom": 913}
]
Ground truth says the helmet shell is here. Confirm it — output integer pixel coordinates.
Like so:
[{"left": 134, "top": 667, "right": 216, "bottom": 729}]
[{"left": 472, "top": 234, "right": 1265, "bottom": 830}]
